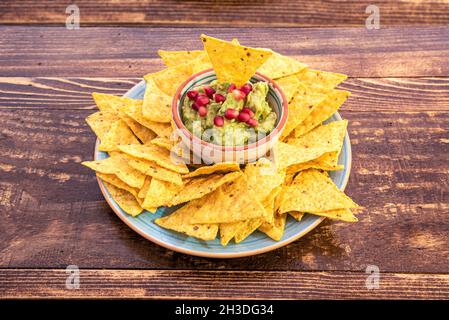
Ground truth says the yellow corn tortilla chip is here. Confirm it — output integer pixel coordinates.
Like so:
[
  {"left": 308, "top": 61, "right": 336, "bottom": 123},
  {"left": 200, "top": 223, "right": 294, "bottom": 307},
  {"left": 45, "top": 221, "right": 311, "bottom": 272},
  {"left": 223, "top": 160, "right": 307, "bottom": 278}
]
[
  {"left": 145, "top": 62, "right": 193, "bottom": 96},
  {"left": 138, "top": 176, "right": 152, "bottom": 199},
  {"left": 98, "top": 119, "right": 140, "bottom": 152},
  {"left": 142, "top": 178, "right": 181, "bottom": 209},
  {"left": 155, "top": 195, "right": 219, "bottom": 241},
  {"left": 201, "top": 34, "right": 272, "bottom": 87},
  {"left": 103, "top": 181, "right": 143, "bottom": 217},
  {"left": 275, "top": 74, "right": 302, "bottom": 103},
  {"left": 158, "top": 49, "right": 204, "bottom": 67},
  {"left": 310, "top": 208, "right": 358, "bottom": 222},
  {"left": 279, "top": 169, "right": 359, "bottom": 214},
  {"left": 259, "top": 213, "right": 287, "bottom": 241},
  {"left": 92, "top": 92, "right": 140, "bottom": 114},
  {"left": 118, "top": 110, "right": 156, "bottom": 144},
  {"left": 82, "top": 154, "right": 146, "bottom": 189},
  {"left": 190, "top": 176, "right": 266, "bottom": 224},
  {"left": 142, "top": 77, "right": 172, "bottom": 123},
  {"left": 85, "top": 111, "right": 120, "bottom": 140},
  {"left": 121, "top": 99, "right": 172, "bottom": 138},
  {"left": 150, "top": 137, "right": 175, "bottom": 150},
  {"left": 244, "top": 159, "right": 285, "bottom": 202},
  {"left": 289, "top": 212, "right": 304, "bottom": 221},
  {"left": 189, "top": 52, "right": 213, "bottom": 73},
  {"left": 258, "top": 52, "right": 307, "bottom": 79},
  {"left": 273, "top": 141, "right": 340, "bottom": 171},
  {"left": 183, "top": 162, "right": 241, "bottom": 179},
  {"left": 296, "top": 69, "right": 347, "bottom": 94},
  {"left": 127, "top": 156, "right": 183, "bottom": 186},
  {"left": 96, "top": 172, "right": 139, "bottom": 199},
  {"left": 293, "top": 90, "right": 350, "bottom": 137},
  {"left": 169, "top": 171, "right": 242, "bottom": 206},
  {"left": 219, "top": 223, "right": 240, "bottom": 247},
  {"left": 286, "top": 152, "right": 344, "bottom": 173},
  {"left": 279, "top": 83, "right": 327, "bottom": 140},
  {"left": 117, "top": 144, "right": 189, "bottom": 174}
]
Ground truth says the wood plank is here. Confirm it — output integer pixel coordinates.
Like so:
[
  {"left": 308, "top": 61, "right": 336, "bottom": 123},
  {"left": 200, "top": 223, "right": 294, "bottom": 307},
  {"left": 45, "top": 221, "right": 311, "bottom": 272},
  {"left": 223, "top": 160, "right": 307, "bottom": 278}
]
[
  {"left": 1, "top": 269, "right": 449, "bottom": 299},
  {"left": 2, "top": 77, "right": 449, "bottom": 112},
  {"left": 1, "top": 26, "right": 449, "bottom": 77},
  {"left": 1, "top": 107, "right": 448, "bottom": 272},
  {"left": 1, "top": 0, "right": 448, "bottom": 27}
]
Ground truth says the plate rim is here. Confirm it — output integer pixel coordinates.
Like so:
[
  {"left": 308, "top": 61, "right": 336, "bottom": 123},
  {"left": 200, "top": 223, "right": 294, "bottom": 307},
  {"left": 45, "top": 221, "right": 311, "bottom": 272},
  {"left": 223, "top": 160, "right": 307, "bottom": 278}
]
[{"left": 93, "top": 80, "right": 352, "bottom": 259}]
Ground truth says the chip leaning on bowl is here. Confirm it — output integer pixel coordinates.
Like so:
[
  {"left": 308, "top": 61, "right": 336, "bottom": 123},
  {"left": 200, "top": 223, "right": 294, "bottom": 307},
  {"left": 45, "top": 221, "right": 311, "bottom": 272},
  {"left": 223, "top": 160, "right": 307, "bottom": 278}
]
[{"left": 82, "top": 34, "right": 362, "bottom": 246}]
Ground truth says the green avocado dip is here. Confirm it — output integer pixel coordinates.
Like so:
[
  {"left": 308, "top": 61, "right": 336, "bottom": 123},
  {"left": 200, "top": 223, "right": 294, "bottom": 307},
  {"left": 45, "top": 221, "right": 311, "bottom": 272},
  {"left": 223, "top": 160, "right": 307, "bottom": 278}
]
[{"left": 181, "top": 80, "right": 277, "bottom": 146}]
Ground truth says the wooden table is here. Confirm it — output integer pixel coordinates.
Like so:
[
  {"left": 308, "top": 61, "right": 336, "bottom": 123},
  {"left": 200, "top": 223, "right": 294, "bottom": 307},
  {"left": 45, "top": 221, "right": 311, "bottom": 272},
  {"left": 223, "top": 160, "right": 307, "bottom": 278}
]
[{"left": 1, "top": 1, "right": 449, "bottom": 299}]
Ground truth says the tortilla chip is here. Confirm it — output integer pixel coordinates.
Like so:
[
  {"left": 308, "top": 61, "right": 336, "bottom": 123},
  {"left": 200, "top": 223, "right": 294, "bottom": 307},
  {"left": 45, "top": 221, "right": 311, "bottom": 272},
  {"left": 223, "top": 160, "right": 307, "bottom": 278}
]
[
  {"left": 190, "top": 176, "right": 266, "bottom": 224},
  {"left": 142, "top": 77, "right": 172, "bottom": 123},
  {"left": 121, "top": 99, "right": 172, "bottom": 138},
  {"left": 158, "top": 49, "right": 204, "bottom": 67},
  {"left": 234, "top": 218, "right": 264, "bottom": 244},
  {"left": 150, "top": 137, "right": 175, "bottom": 150},
  {"left": 98, "top": 119, "right": 140, "bottom": 152},
  {"left": 138, "top": 176, "right": 152, "bottom": 199},
  {"left": 145, "top": 62, "right": 193, "bottom": 96},
  {"left": 287, "top": 152, "right": 344, "bottom": 173},
  {"left": 289, "top": 212, "right": 304, "bottom": 221},
  {"left": 279, "top": 83, "right": 327, "bottom": 140},
  {"left": 258, "top": 52, "right": 307, "bottom": 79},
  {"left": 201, "top": 34, "right": 272, "bottom": 87},
  {"left": 275, "top": 74, "right": 302, "bottom": 103},
  {"left": 293, "top": 90, "right": 350, "bottom": 137},
  {"left": 279, "top": 169, "right": 360, "bottom": 214},
  {"left": 296, "top": 69, "right": 347, "bottom": 94},
  {"left": 259, "top": 213, "right": 287, "bottom": 241},
  {"left": 85, "top": 111, "right": 120, "bottom": 140},
  {"left": 310, "top": 208, "right": 358, "bottom": 222},
  {"left": 142, "top": 178, "right": 181, "bottom": 209},
  {"left": 117, "top": 144, "right": 189, "bottom": 174},
  {"left": 189, "top": 52, "right": 213, "bottom": 73},
  {"left": 169, "top": 171, "right": 242, "bottom": 206},
  {"left": 82, "top": 154, "right": 146, "bottom": 189},
  {"left": 127, "top": 156, "right": 183, "bottom": 186},
  {"left": 183, "top": 162, "right": 241, "bottom": 179},
  {"left": 92, "top": 92, "right": 122, "bottom": 113},
  {"left": 118, "top": 110, "right": 156, "bottom": 144},
  {"left": 244, "top": 159, "right": 285, "bottom": 202},
  {"left": 219, "top": 223, "right": 240, "bottom": 246},
  {"left": 155, "top": 195, "right": 219, "bottom": 241},
  {"left": 103, "top": 181, "right": 143, "bottom": 216},
  {"left": 96, "top": 172, "right": 139, "bottom": 199}
]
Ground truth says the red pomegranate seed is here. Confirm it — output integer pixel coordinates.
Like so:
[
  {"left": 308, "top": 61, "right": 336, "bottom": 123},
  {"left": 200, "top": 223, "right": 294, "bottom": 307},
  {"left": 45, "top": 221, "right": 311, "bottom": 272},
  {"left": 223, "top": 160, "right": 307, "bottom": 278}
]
[
  {"left": 196, "top": 94, "right": 209, "bottom": 107},
  {"left": 187, "top": 90, "right": 198, "bottom": 100},
  {"left": 232, "top": 89, "right": 246, "bottom": 101},
  {"left": 214, "top": 115, "right": 224, "bottom": 127},
  {"left": 214, "top": 93, "right": 226, "bottom": 103},
  {"left": 237, "top": 111, "right": 250, "bottom": 123},
  {"left": 228, "top": 83, "right": 236, "bottom": 92},
  {"left": 224, "top": 108, "right": 239, "bottom": 120},
  {"left": 240, "top": 83, "right": 253, "bottom": 95},
  {"left": 191, "top": 102, "right": 200, "bottom": 110},
  {"left": 203, "top": 86, "right": 216, "bottom": 98},
  {"left": 247, "top": 118, "right": 259, "bottom": 127},
  {"left": 198, "top": 106, "right": 208, "bottom": 117},
  {"left": 241, "top": 107, "right": 255, "bottom": 118}
]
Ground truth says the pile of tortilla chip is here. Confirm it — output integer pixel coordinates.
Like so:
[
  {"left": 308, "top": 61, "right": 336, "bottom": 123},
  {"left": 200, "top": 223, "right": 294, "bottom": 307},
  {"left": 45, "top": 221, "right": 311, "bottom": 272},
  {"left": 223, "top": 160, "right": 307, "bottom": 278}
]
[{"left": 82, "top": 34, "right": 361, "bottom": 246}]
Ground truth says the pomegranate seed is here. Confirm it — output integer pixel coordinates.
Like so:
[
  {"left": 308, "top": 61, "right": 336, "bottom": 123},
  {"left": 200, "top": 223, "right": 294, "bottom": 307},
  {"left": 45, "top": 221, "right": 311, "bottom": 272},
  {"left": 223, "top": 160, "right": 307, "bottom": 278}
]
[
  {"left": 224, "top": 108, "right": 239, "bottom": 120},
  {"left": 228, "top": 83, "right": 236, "bottom": 93},
  {"left": 187, "top": 90, "right": 198, "bottom": 100},
  {"left": 247, "top": 118, "right": 258, "bottom": 127},
  {"left": 214, "top": 115, "right": 224, "bottom": 127},
  {"left": 240, "top": 83, "right": 253, "bottom": 95},
  {"left": 214, "top": 93, "right": 226, "bottom": 103},
  {"left": 203, "top": 86, "right": 216, "bottom": 98},
  {"left": 198, "top": 106, "right": 208, "bottom": 117},
  {"left": 237, "top": 111, "right": 250, "bottom": 123},
  {"left": 191, "top": 102, "right": 200, "bottom": 110},
  {"left": 241, "top": 107, "right": 255, "bottom": 118},
  {"left": 232, "top": 89, "right": 246, "bottom": 101},
  {"left": 196, "top": 94, "right": 209, "bottom": 107}
]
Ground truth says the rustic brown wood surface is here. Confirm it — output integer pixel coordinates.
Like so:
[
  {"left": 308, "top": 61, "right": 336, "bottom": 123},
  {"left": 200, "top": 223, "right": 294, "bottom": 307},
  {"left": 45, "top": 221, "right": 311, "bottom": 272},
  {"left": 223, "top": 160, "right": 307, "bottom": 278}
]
[
  {"left": 0, "top": 26, "right": 448, "bottom": 299},
  {"left": 1, "top": 0, "right": 449, "bottom": 27}
]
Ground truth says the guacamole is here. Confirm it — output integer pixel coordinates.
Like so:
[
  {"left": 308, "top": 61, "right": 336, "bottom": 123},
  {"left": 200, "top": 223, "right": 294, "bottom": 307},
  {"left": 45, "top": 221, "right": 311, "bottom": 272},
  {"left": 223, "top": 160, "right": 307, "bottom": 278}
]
[{"left": 181, "top": 80, "right": 277, "bottom": 146}]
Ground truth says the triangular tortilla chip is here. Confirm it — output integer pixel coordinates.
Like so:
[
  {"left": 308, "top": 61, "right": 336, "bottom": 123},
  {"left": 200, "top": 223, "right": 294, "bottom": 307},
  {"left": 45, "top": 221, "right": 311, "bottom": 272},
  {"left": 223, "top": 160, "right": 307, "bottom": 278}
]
[
  {"left": 259, "top": 213, "right": 287, "bottom": 241},
  {"left": 127, "top": 156, "right": 183, "bottom": 186},
  {"left": 201, "top": 34, "right": 272, "bottom": 86},
  {"left": 98, "top": 119, "right": 140, "bottom": 152},
  {"left": 244, "top": 159, "right": 285, "bottom": 202},
  {"left": 85, "top": 111, "right": 120, "bottom": 140},
  {"left": 296, "top": 69, "right": 347, "bottom": 94},
  {"left": 279, "top": 169, "right": 360, "bottom": 214},
  {"left": 92, "top": 92, "right": 134, "bottom": 114},
  {"left": 158, "top": 49, "right": 204, "bottom": 67},
  {"left": 138, "top": 176, "right": 152, "bottom": 199},
  {"left": 275, "top": 74, "right": 302, "bottom": 103},
  {"left": 142, "top": 77, "right": 172, "bottom": 123},
  {"left": 142, "top": 178, "right": 182, "bottom": 209},
  {"left": 310, "top": 208, "right": 358, "bottom": 222},
  {"left": 183, "top": 162, "right": 241, "bottom": 179},
  {"left": 103, "top": 181, "right": 143, "bottom": 216},
  {"left": 258, "top": 52, "right": 307, "bottom": 79},
  {"left": 118, "top": 110, "right": 156, "bottom": 144},
  {"left": 96, "top": 172, "right": 140, "bottom": 200},
  {"left": 155, "top": 195, "right": 219, "bottom": 241},
  {"left": 145, "top": 62, "right": 193, "bottom": 96}
]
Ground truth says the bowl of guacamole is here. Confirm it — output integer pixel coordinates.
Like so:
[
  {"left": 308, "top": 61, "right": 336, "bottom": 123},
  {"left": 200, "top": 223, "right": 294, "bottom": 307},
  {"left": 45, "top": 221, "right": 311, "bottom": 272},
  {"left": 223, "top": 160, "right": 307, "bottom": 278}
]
[{"left": 172, "top": 69, "right": 288, "bottom": 163}]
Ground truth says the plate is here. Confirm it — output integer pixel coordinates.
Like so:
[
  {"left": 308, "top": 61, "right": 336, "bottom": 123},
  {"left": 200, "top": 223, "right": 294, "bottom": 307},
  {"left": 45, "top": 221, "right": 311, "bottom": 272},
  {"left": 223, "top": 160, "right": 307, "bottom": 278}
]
[{"left": 94, "top": 80, "right": 352, "bottom": 258}]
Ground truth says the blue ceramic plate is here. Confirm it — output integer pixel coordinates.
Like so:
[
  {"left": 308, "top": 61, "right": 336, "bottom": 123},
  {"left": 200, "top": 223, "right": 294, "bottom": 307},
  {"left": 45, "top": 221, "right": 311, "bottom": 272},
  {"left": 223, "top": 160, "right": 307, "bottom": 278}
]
[{"left": 94, "top": 80, "right": 352, "bottom": 258}]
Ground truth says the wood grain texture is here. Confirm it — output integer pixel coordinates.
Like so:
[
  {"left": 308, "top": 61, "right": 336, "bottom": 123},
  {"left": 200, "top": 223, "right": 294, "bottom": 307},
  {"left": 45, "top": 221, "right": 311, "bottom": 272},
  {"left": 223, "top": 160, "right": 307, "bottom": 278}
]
[
  {"left": 1, "top": 26, "right": 449, "bottom": 78},
  {"left": 1, "top": 269, "right": 449, "bottom": 299},
  {"left": 1, "top": 0, "right": 448, "bottom": 27}
]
